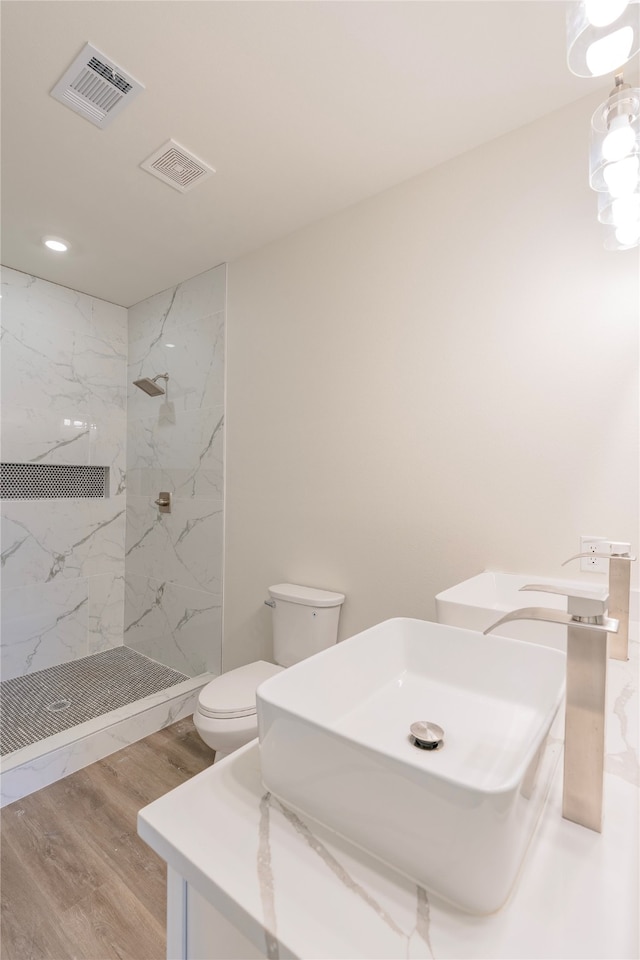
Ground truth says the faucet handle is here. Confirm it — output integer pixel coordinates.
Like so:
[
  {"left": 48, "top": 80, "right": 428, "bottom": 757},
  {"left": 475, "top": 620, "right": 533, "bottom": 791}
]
[
  {"left": 609, "top": 542, "right": 637, "bottom": 559},
  {"left": 520, "top": 584, "right": 609, "bottom": 620},
  {"left": 484, "top": 606, "right": 618, "bottom": 636},
  {"left": 562, "top": 551, "right": 637, "bottom": 565}
]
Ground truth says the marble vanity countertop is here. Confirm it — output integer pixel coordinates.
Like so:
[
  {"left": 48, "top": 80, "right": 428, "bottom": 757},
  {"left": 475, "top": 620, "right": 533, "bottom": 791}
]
[{"left": 139, "top": 631, "right": 639, "bottom": 960}]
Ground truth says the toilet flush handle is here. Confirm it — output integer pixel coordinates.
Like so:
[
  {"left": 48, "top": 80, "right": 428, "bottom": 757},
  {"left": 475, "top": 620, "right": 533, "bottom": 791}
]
[{"left": 264, "top": 599, "right": 276, "bottom": 608}]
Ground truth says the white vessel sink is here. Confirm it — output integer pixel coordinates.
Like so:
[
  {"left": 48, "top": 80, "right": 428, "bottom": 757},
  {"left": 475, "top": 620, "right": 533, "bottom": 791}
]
[
  {"left": 257, "top": 618, "right": 565, "bottom": 915},
  {"left": 436, "top": 570, "right": 598, "bottom": 649}
]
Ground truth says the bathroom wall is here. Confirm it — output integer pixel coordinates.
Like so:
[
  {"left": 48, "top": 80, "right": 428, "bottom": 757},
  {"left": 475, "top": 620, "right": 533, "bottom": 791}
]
[
  {"left": 124, "top": 265, "right": 225, "bottom": 677},
  {"left": 224, "top": 90, "right": 639, "bottom": 669},
  {"left": 0, "top": 266, "right": 127, "bottom": 680}
]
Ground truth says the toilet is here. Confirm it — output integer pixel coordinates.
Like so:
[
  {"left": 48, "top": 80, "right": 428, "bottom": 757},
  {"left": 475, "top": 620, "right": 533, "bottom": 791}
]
[{"left": 193, "top": 583, "right": 345, "bottom": 761}]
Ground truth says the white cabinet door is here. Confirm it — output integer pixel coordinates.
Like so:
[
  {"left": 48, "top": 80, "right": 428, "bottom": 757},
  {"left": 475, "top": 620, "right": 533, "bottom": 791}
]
[{"left": 166, "top": 867, "right": 267, "bottom": 960}]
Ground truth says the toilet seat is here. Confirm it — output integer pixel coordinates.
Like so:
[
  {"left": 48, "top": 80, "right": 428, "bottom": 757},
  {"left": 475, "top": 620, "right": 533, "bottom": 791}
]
[{"left": 197, "top": 660, "right": 284, "bottom": 720}]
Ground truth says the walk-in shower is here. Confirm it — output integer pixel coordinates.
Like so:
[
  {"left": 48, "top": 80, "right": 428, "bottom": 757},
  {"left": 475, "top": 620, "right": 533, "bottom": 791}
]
[{"left": 0, "top": 262, "right": 225, "bottom": 806}]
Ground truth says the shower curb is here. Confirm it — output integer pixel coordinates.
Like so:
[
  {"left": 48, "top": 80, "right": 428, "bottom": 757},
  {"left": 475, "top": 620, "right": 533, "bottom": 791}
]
[{"left": 0, "top": 673, "right": 215, "bottom": 807}]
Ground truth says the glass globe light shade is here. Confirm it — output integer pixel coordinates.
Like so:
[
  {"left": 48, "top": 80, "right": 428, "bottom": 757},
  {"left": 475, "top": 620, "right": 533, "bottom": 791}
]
[
  {"left": 598, "top": 189, "right": 640, "bottom": 224},
  {"left": 602, "top": 115, "right": 637, "bottom": 160},
  {"left": 567, "top": 1, "right": 640, "bottom": 77},
  {"left": 602, "top": 155, "right": 640, "bottom": 195},
  {"left": 615, "top": 220, "right": 640, "bottom": 244},
  {"left": 585, "top": 26, "right": 634, "bottom": 75},
  {"left": 590, "top": 85, "right": 640, "bottom": 191},
  {"left": 603, "top": 220, "right": 640, "bottom": 248},
  {"left": 585, "top": 0, "right": 629, "bottom": 28}
]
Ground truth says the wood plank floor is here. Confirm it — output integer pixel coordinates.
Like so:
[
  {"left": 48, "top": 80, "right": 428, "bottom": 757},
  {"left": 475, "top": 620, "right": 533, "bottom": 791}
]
[{"left": 0, "top": 718, "right": 215, "bottom": 960}]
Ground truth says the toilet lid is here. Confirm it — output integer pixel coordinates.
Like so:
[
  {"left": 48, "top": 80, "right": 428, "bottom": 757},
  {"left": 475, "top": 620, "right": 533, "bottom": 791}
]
[{"left": 197, "top": 661, "right": 284, "bottom": 719}]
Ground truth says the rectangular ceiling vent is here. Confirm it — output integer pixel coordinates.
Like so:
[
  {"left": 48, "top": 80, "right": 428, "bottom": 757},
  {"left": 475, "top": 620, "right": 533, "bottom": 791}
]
[
  {"left": 50, "top": 42, "right": 144, "bottom": 129},
  {"left": 141, "top": 140, "right": 216, "bottom": 193}
]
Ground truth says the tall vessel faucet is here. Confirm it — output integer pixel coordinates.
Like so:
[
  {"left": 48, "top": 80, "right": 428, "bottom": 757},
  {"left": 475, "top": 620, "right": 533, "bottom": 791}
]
[{"left": 484, "top": 588, "right": 618, "bottom": 834}]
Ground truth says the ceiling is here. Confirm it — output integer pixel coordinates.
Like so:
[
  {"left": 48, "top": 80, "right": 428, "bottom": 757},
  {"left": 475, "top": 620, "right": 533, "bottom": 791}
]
[{"left": 1, "top": 1, "right": 606, "bottom": 307}]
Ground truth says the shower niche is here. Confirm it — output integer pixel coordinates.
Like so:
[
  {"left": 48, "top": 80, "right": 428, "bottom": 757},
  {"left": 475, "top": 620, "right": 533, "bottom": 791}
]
[{"left": 0, "top": 462, "right": 110, "bottom": 499}]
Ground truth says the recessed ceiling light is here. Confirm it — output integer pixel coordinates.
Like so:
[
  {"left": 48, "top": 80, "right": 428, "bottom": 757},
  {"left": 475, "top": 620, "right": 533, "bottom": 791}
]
[
  {"left": 165, "top": 343, "right": 176, "bottom": 348},
  {"left": 43, "top": 236, "right": 70, "bottom": 253}
]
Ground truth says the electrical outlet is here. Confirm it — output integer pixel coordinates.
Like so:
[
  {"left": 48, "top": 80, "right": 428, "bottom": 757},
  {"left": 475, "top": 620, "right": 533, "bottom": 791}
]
[{"left": 580, "top": 536, "right": 609, "bottom": 573}]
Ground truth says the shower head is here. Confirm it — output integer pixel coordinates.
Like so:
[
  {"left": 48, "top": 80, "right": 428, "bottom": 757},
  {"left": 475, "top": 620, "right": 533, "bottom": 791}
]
[{"left": 133, "top": 373, "right": 169, "bottom": 397}]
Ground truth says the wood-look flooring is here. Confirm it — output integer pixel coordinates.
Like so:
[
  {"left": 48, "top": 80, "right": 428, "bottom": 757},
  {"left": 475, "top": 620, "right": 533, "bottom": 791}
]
[{"left": 0, "top": 718, "right": 215, "bottom": 960}]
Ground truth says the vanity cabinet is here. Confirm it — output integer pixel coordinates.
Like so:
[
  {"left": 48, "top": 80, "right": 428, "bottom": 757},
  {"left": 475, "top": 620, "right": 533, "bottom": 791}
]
[{"left": 167, "top": 868, "right": 267, "bottom": 960}]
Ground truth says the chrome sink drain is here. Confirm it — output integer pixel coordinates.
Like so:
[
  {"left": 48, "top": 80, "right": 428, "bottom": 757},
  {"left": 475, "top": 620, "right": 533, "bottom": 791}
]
[{"left": 410, "top": 721, "right": 444, "bottom": 750}]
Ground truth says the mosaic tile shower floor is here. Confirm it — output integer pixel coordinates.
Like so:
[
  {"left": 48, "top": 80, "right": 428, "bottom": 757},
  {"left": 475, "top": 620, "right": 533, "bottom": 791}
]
[{"left": 0, "top": 646, "right": 188, "bottom": 755}]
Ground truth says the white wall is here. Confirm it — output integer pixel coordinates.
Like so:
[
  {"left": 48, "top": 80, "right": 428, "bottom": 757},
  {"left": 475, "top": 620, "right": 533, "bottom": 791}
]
[{"left": 224, "top": 92, "right": 639, "bottom": 669}]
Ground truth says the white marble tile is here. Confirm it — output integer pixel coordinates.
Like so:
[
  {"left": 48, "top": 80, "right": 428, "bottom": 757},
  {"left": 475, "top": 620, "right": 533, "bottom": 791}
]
[
  {"left": 1, "top": 265, "right": 127, "bottom": 465},
  {"left": 128, "top": 311, "right": 224, "bottom": 415},
  {"left": 74, "top": 331, "right": 128, "bottom": 410},
  {"left": 91, "top": 431, "right": 127, "bottom": 496},
  {"left": 0, "top": 578, "right": 89, "bottom": 679},
  {"left": 128, "top": 264, "right": 225, "bottom": 345},
  {"left": 0, "top": 675, "right": 213, "bottom": 807},
  {"left": 1, "top": 265, "right": 126, "bottom": 343},
  {"left": 1, "top": 409, "right": 126, "bottom": 472},
  {"left": 0, "top": 266, "right": 94, "bottom": 336},
  {"left": 1, "top": 324, "right": 85, "bottom": 455},
  {"left": 124, "top": 574, "right": 222, "bottom": 676},
  {"left": 1, "top": 496, "right": 126, "bottom": 588},
  {"left": 88, "top": 573, "right": 125, "bottom": 655},
  {"left": 127, "top": 266, "right": 224, "bottom": 419},
  {"left": 1, "top": 319, "right": 126, "bottom": 465},
  {"left": 1, "top": 573, "right": 126, "bottom": 677},
  {"left": 126, "top": 496, "right": 223, "bottom": 593},
  {"left": 0, "top": 408, "right": 93, "bottom": 465},
  {"left": 128, "top": 285, "right": 177, "bottom": 345},
  {"left": 91, "top": 296, "right": 128, "bottom": 350},
  {"left": 127, "top": 405, "right": 224, "bottom": 499}
]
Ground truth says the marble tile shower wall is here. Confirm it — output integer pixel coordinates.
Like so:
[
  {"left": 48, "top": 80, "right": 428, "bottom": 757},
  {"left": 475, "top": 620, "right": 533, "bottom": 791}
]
[
  {"left": 124, "top": 265, "right": 225, "bottom": 677},
  {"left": 0, "top": 266, "right": 127, "bottom": 681}
]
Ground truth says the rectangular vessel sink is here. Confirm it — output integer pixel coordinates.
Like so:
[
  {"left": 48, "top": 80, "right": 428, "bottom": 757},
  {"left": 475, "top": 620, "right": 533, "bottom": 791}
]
[
  {"left": 257, "top": 618, "right": 565, "bottom": 915},
  {"left": 436, "top": 571, "right": 594, "bottom": 649}
]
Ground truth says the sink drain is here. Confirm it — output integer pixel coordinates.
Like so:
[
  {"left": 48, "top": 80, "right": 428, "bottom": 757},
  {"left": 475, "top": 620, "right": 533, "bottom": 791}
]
[
  {"left": 45, "top": 698, "right": 71, "bottom": 713},
  {"left": 410, "top": 721, "right": 444, "bottom": 750}
]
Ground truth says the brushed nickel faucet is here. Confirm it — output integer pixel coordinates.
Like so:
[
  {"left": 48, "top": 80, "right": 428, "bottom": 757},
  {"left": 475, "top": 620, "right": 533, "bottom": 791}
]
[
  {"left": 561, "top": 544, "right": 636, "bottom": 661},
  {"left": 484, "top": 588, "right": 619, "bottom": 834}
]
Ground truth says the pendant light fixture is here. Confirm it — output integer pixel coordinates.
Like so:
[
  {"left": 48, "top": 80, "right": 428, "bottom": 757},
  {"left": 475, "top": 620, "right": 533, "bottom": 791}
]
[
  {"left": 591, "top": 74, "right": 640, "bottom": 249},
  {"left": 566, "top": 2, "right": 640, "bottom": 250}
]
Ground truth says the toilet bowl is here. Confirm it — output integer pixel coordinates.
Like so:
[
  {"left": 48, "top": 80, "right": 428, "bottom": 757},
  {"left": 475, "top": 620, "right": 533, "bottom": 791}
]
[
  {"left": 194, "top": 660, "right": 284, "bottom": 761},
  {"left": 194, "top": 583, "right": 345, "bottom": 761}
]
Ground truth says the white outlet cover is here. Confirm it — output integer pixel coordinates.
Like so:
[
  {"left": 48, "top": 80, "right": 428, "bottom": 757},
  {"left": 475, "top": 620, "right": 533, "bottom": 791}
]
[{"left": 580, "top": 536, "right": 609, "bottom": 573}]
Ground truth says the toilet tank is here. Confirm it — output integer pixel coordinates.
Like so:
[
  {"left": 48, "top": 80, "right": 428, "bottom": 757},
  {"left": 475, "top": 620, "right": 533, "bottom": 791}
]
[{"left": 268, "top": 583, "right": 345, "bottom": 667}]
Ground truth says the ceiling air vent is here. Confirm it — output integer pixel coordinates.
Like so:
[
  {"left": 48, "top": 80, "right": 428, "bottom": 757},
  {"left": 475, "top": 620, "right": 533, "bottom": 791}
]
[
  {"left": 50, "top": 42, "right": 144, "bottom": 129},
  {"left": 141, "top": 140, "right": 215, "bottom": 193}
]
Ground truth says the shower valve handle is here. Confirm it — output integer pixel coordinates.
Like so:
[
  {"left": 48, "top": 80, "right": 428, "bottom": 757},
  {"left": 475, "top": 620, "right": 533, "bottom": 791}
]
[{"left": 154, "top": 492, "right": 171, "bottom": 513}]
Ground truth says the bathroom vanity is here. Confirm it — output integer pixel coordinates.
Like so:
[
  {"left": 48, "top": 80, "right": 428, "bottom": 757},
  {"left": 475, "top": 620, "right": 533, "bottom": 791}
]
[{"left": 138, "top": 623, "right": 639, "bottom": 960}]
